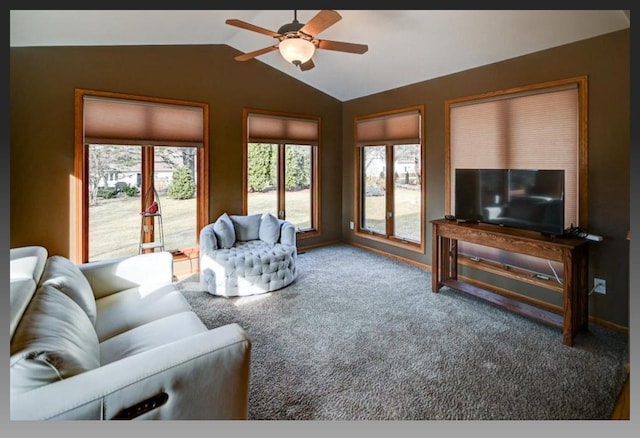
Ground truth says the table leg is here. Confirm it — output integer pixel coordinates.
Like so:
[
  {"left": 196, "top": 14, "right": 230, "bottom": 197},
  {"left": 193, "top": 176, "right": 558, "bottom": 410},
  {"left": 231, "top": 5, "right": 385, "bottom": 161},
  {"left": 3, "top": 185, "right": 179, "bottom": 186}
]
[
  {"left": 432, "top": 223, "right": 440, "bottom": 293},
  {"left": 450, "top": 239, "right": 458, "bottom": 280},
  {"left": 562, "top": 252, "right": 575, "bottom": 346}
]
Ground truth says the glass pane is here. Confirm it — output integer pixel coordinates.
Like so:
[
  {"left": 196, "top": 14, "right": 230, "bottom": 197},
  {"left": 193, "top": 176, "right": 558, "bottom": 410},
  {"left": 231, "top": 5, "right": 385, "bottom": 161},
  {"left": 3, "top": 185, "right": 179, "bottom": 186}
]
[
  {"left": 88, "top": 145, "right": 142, "bottom": 261},
  {"left": 362, "top": 146, "right": 386, "bottom": 234},
  {"left": 247, "top": 143, "right": 278, "bottom": 217},
  {"left": 154, "top": 146, "right": 197, "bottom": 252},
  {"left": 284, "top": 144, "right": 311, "bottom": 230},
  {"left": 393, "top": 144, "right": 421, "bottom": 242}
]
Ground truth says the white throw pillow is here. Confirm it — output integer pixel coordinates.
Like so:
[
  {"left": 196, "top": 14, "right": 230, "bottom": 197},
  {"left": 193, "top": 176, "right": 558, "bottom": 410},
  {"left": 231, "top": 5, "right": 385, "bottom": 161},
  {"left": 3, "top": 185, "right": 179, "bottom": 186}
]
[
  {"left": 230, "top": 214, "right": 262, "bottom": 241},
  {"left": 213, "top": 213, "right": 236, "bottom": 249},
  {"left": 259, "top": 213, "right": 281, "bottom": 244}
]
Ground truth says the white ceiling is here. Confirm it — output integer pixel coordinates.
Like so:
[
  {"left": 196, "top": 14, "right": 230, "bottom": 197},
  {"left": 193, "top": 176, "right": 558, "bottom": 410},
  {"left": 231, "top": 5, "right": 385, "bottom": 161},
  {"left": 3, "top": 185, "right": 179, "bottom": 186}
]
[{"left": 9, "top": 10, "right": 631, "bottom": 102}]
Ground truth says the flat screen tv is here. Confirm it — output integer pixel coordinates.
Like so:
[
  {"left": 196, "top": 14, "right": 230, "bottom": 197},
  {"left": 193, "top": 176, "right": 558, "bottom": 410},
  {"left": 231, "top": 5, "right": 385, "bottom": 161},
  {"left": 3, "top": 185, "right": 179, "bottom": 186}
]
[{"left": 454, "top": 168, "right": 565, "bottom": 236}]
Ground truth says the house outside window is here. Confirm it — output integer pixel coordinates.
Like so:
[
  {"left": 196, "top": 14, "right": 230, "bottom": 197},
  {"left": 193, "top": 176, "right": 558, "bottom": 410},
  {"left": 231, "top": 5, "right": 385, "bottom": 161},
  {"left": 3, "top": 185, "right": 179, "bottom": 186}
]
[
  {"left": 74, "top": 90, "right": 209, "bottom": 263},
  {"left": 355, "top": 106, "right": 426, "bottom": 252}
]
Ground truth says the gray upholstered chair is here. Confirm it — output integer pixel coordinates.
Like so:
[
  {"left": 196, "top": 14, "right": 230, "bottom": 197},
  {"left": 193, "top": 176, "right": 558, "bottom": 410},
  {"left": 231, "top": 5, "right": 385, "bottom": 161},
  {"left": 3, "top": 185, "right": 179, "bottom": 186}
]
[{"left": 199, "top": 213, "right": 297, "bottom": 297}]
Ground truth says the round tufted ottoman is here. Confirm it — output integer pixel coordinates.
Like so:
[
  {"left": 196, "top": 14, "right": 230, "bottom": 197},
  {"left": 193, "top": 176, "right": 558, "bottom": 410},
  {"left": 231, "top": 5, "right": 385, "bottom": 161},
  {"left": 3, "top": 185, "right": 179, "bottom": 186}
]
[{"left": 200, "top": 240, "right": 297, "bottom": 297}]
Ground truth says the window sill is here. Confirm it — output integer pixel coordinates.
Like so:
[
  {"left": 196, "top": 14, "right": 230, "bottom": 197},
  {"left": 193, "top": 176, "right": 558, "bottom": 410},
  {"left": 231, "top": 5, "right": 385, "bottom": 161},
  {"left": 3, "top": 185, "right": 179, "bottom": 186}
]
[{"left": 354, "top": 230, "right": 424, "bottom": 254}]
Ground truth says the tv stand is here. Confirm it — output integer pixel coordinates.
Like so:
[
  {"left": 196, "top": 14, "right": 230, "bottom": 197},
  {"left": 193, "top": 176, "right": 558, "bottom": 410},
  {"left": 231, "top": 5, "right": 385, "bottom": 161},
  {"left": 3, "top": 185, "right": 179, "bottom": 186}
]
[{"left": 431, "top": 219, "right": 589, "bottom": 346}]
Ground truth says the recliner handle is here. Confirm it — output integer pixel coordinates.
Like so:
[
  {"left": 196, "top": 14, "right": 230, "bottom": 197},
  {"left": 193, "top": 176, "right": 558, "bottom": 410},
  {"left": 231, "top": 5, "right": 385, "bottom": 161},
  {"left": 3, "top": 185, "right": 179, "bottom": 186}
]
[{"left": 112, "top": 392, "right": 169, "bottom": 420}]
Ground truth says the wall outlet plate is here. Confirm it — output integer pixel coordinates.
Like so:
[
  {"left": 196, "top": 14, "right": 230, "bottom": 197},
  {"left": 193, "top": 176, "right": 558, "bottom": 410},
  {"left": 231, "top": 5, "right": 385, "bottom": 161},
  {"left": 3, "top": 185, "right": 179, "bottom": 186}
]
[{"left": 594, "top": 278, "right": 606, "bottom": 294}]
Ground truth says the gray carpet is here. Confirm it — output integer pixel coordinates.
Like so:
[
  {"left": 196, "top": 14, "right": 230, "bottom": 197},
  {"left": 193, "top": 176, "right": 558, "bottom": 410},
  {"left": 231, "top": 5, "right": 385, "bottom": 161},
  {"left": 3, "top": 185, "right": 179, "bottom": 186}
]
[{"left": 176, "top": 243, "right": 629, "bottom": 420}]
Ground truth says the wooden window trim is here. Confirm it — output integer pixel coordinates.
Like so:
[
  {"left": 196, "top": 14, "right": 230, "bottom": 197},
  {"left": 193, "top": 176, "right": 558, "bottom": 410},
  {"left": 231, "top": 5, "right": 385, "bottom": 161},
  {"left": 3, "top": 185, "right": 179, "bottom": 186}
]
[
  {"left": 443, "top": 76, "right": 588, "bottom": 283},
  {"left": 73, "top": 88, "right": 209, "bottom": 263},
  {"left": 243, "top": 108, "right": 321, "bottom": 239},
  {"left": 354, "top": 105, "right": 426, "bottom": 254},
  {"left": 444, "top": 76, "right": 588, "bottom": 228}
]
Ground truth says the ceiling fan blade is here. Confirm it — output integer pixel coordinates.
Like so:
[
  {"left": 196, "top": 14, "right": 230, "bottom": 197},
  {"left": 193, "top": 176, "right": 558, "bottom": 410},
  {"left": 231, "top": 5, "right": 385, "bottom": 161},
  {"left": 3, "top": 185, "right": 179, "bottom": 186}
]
[
  {"left": 299, "top": 10, "right": 341, "bottom": 36},
  {"left": 317, "top": 39, "right": 368, "bottom": 54},
  {"left": 234, "top": 45, "right": 279, "bottom": 61},
  {"left": 225, "top": 19, "right": 280, "bottom": 38},
  {"left": 299, "top": 59, "right": 315, "bottom": 71}
]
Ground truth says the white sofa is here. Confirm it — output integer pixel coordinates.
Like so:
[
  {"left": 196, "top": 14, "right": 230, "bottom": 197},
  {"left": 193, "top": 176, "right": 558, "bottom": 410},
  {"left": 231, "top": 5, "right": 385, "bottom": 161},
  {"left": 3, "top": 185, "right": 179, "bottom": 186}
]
[
  {"left": 9, "top": 246, "right": 252, "bottom": 420},
  {"left": 199, "top": 213, "right": 298, "bottom": 297}
]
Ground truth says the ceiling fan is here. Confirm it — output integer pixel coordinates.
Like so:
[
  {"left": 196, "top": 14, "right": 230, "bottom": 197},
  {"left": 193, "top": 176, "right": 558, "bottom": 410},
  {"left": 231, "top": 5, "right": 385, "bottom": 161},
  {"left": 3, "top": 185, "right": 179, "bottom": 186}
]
[{"left": 225, "top": 10, "right": 368, "bottom": 71}]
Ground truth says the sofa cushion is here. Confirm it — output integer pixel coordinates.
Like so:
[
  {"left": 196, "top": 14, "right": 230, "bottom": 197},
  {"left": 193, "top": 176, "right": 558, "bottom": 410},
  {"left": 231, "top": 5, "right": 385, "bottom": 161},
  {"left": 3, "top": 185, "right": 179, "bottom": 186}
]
[
  {"left": 10, "top": 285, "right": 100, "bottom": 395},
  {"left": 99, "top": 311, "right": 207, "bottom": 365},
  {"left": 94, "top": 283, "right": 193, "bottom": 342},
  {"left": 231, "top": 214, "right": 262, "bottom": 241},
  {"left": 213, "top": 213, "right": 236, "bottom": 249},
  {"left": 259, "top": 212, "right": 281, "bottom": 244},
  {"left": 40, "top": 255, "right": 98, "bottom": 326}
]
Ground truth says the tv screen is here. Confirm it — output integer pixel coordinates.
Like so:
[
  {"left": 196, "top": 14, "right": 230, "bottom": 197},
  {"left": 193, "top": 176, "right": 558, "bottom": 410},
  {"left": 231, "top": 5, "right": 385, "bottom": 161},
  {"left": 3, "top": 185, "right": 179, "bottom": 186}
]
[{"left": 454, "top": 168, "right": 565, "bottom": 236}]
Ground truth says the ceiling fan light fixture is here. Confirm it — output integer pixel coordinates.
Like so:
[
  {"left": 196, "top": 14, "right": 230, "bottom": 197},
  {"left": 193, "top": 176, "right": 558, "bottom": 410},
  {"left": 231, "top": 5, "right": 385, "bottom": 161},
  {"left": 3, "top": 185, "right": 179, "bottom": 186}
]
[
  {"left": 279, "top": 38, "right": 316, "bottom": 66},
  {"left": 226, "top": 10, "right": 367, "bottom": 72}
]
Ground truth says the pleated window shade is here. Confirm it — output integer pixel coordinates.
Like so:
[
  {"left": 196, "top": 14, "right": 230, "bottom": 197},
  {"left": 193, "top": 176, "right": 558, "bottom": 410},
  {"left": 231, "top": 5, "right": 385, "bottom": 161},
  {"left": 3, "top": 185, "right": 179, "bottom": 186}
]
[
  {"left": 450, "top": 86, "right": 579, "bottom": 227},
  {"left": 83, "top": 96, "right": 204, "bottom": 147},
  {"left": 248, "top": 113, "right": 318, "bottom": 144},
  {"left": 357, "top": 110, "right": 421, "bottom": 145}
]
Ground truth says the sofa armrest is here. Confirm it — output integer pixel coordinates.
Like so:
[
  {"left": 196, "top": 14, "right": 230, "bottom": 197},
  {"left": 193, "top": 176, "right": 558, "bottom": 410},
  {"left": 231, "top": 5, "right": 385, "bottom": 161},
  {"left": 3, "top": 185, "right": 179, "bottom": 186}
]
[
  {"left": 199, "top": 223, "right": 219, "bottom": 254},
  {"left": 279, "top": 221, "right": 297, "bottom": 247},
  {"left": 78, "top": 252, "right": 174, "bottom": 299},
  {"left": 10, "top": 323, "right": 251, "bottom": 420}
]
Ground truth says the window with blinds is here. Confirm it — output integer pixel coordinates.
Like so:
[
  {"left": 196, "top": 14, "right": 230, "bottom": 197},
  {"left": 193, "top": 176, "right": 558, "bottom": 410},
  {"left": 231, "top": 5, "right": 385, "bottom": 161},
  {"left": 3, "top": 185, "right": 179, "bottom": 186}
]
[
  {"left": 445, "top": 77, "right": 588, "bottom": 282},
  {"left": 83, "top": 96, "right": 204, "bottom": 147},
  {"left": 355, "top": 106, "right": 425, "bottom": 252},
  {"left": 247, "top": 112, "right": 319, "bottom": 145},
  {"left": 244, "top": 110, "right": 320, "bottom": 235},
  {"left": 449, "top": 85, "right": 579, "bottom": 228},
  {"left": 356, "top": 110, "right": 422, "bottom": 145},
  {"left": 75, "top": 90, "right": 208, "bottom": 263}
]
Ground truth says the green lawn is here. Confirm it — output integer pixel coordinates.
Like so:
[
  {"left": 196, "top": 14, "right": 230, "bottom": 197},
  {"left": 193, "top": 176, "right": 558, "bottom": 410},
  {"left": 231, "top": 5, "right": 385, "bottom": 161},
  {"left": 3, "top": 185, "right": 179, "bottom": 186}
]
[
  {"left": 363, "top": 185, "right": 422, "bottom": 241},
  {"left": 248, "top": 189, "right": 312, "bottom": 229},
  {"left": 89, "top": 195, "right": 196, "bottom": 260},
  {"left": 90, "top": 186, "right": 422, "bottom": 260}
]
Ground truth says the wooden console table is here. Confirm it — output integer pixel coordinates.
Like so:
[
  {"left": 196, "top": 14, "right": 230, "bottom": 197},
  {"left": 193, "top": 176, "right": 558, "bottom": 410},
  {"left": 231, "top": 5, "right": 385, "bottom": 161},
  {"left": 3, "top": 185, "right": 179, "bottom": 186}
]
[{"left": 431, "top": 219, "right": 589, "bottom": 346}]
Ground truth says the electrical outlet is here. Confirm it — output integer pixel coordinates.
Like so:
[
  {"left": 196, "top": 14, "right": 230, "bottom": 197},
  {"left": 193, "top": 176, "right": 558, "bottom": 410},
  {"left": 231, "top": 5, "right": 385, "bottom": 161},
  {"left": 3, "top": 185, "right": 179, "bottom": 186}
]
[
  {"left": 349, "top": 221, "right": 354, "bottom": 230},
  {"left": 594, "top": 278, "right": 606, "bottom": 294}
]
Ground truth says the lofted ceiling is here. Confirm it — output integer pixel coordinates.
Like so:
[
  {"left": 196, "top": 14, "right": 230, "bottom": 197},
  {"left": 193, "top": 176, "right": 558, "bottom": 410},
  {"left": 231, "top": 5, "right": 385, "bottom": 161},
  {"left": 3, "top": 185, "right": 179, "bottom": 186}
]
[{"left": 9, "top": 10, "right": 631, "bottom": 102}]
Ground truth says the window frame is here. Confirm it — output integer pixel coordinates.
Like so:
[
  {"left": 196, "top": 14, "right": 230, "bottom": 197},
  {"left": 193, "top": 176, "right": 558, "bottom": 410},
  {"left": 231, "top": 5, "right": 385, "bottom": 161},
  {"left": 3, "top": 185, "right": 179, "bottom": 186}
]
[
  {"left": 445, "top": 76, "right": 588, "bottom": 227},
  {"left": 73, "top": 89, "right": 209, "bottom": 263},
  {"left": 444, "top": 76, "right": 588, "bottom": 286},
  {"left": 243, "top": 108, "right": 321, "bottom": 240},
  {"left": 354, "top": 105, "right": 426, "bottom": 253}
]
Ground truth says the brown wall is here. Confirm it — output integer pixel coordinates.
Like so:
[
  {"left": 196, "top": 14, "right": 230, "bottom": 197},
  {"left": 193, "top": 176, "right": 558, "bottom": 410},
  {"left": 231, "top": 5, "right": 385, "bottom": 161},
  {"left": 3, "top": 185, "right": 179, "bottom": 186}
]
[
  {"left": 10, "top": 30, "right": 630, "bottom": 328},
  {"left": 10, "top": 44, "right": 343, "bottom": 256},
  {"left": 342, "top": 29, "right": 630, "bottom": 328}
]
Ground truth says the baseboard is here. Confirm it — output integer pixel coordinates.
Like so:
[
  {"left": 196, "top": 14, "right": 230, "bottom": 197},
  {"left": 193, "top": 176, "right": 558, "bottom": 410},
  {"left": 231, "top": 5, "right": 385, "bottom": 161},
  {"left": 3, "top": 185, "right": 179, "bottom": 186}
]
[
  {"left": 347, "top": 241, "right": 431, "bottom": 271},
  {"left": 591, "top": 317, "right": 629, "bottom": 335},
  {"left": 297, "top": 239, "right": 342, "bottom": 252}
]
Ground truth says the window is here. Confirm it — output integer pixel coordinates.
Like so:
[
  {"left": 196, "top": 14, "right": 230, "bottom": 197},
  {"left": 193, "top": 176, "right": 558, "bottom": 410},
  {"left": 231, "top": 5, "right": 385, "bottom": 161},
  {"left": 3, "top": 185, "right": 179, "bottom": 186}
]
[
  {"left": 244, "top": 109, "right": 319, "bottom": 237},
  {"left": 445, "top": 76, "right": 588, "bottom": 279},
  {"left": 355, "top": 106, "right": 425, "bottom": 252},
  {"left": 74, "top": 90, "right": 209, "bottom": 263}
]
